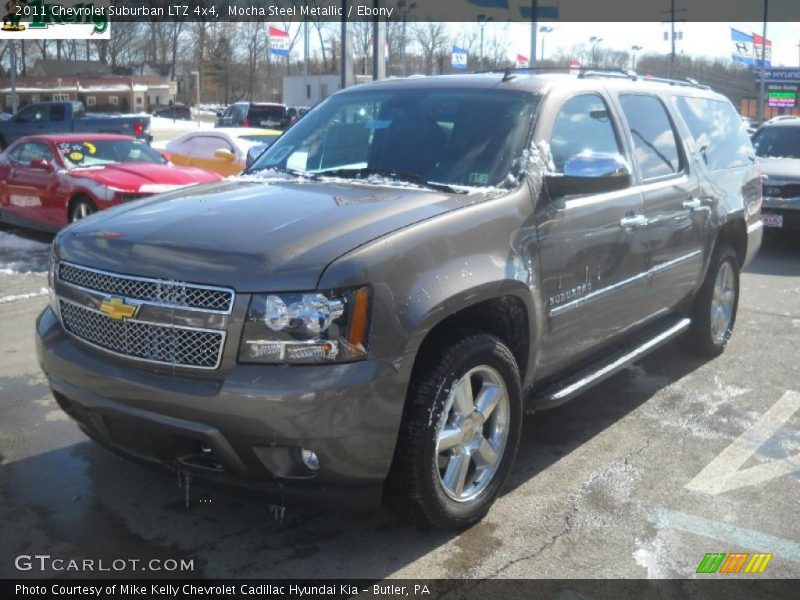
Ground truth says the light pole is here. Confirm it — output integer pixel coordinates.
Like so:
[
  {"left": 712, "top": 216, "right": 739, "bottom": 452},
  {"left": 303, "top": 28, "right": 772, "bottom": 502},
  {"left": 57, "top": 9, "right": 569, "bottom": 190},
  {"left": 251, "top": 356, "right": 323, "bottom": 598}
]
[
  {"left": 478, "top": 14, "right": 493, "bottom": 71},
  {"left": 397, "top": 0, "right": 416, "bottom": 77},
  {"left": 630, "top": 45, "right": 643, "bottom": 71},
  {"left": 590, "top": 36, "right": 603, "bottom": 68},
  {"left": 539, "top": 26, "right": 553, "bottom": 65},
  {"left": 9, "top": 41, "right": 18, "bottom": 113},
  {"left": 190, "top": 70, "right": 200, "bottom": 107}
]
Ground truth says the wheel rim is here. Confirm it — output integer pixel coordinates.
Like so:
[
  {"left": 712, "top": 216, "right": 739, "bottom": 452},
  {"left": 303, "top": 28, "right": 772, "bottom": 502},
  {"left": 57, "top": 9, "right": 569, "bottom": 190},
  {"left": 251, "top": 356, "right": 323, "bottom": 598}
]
[
  {"left": 710, "top": 261, "right": 735, "bottom": 344},
  {"left": 435, "top": 365, "right": 511, "bottom": 503},
  {"left": 72, "top": 203, "right": 93, "bottom": 222}
]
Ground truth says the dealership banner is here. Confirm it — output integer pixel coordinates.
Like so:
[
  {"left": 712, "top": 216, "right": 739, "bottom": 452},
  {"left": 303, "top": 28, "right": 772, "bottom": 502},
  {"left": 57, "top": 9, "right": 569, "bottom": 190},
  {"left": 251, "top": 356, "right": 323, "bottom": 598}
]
[
  {"left": 451, "top": 46, "right": 468, "bottom": 70},
  {"left": 0, "top": 0, "right": 110, "bottom": 39},
  {"left": 268, "top": 25, "right": 290, "bottom": 57}
]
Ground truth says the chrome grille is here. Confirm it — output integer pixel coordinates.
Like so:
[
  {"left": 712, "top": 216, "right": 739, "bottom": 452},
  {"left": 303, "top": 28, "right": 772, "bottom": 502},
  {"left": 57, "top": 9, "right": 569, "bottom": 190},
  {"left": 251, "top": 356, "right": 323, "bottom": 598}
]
[
  {"left": 58, "top": 262, "right": 234, "bottom": 313},
  {"left": 59, "top": 300, "right": 224, "bottom": 369}
]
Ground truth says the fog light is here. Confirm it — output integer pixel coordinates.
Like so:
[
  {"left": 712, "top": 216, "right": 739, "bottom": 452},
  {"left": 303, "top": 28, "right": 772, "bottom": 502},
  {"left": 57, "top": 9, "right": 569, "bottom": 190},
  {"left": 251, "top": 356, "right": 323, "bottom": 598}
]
[{"left": 300, "top": 448, "right": 320, "bottom": 471}]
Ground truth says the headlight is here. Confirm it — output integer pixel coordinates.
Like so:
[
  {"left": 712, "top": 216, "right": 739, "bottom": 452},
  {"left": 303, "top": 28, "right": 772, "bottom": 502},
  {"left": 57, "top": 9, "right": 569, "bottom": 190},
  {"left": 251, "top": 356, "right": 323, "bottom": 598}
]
[
  {"left": 48, "top": 253, "right": 60, "bottom": 319},
  {"left": 238, "top": 287, "right": 371, "bottom": 364}
]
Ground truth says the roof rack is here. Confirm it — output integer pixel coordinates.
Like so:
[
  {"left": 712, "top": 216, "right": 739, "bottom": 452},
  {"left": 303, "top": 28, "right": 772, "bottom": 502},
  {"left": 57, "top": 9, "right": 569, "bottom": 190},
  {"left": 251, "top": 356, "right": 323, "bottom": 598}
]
[{"left": 477, "top": 66, "right": 712, "bottom": 90}]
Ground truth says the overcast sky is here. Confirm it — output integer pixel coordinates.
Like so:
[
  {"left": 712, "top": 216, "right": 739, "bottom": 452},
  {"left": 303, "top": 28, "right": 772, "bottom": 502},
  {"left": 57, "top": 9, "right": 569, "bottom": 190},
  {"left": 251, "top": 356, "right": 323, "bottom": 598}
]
[{"left": 499, "top": 22, "right": 800, "bottom": 66}]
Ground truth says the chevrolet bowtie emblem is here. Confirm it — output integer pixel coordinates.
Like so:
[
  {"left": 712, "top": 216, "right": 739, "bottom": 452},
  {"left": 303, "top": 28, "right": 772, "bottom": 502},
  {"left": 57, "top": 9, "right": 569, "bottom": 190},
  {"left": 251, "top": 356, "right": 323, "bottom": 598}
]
[{"left": 99, "top": 297, "right": 138, "bottom": 320}]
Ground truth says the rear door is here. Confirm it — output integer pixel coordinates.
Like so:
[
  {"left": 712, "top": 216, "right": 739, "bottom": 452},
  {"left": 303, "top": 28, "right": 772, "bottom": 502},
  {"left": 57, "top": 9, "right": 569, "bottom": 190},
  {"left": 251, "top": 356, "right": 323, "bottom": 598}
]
[
  {"left": 536, "top": 92, "right": 651, "bottom": 372},
  {"left": 616, "top": 93, "right": 704, "bottom": 312}
]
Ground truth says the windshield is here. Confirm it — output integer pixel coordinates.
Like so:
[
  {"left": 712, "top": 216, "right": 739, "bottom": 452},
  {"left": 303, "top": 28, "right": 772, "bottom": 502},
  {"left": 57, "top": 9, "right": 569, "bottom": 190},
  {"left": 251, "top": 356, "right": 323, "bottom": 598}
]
[
  {"left": 57, "top": 139, "right": 166, "bottom": 167},
  {"left": 250, "top": 88, "right": 539, "bottom": 189},
  {"left": 240, "top": 133, "right": 282, "bottom": 145},
  {"left": 752, "top": 127, "right": 800, "bottom": 159}
]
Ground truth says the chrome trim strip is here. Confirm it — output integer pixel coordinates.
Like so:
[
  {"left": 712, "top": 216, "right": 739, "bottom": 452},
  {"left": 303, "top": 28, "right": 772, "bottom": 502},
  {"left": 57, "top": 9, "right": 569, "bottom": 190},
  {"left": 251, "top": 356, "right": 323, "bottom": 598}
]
[
  {"left": 649, "top": 249, "right": 702, "bottom": 275},
  {"left": 58, "top": 297, "right": 226, "bottom": 371},
  {"left": 550, "top": 271, "right": 649, "bottom": 317},
  {"left": 57, "top": 261, "right": 236, "bottom": 315},
  {"left": 549, "top": 250, "right": 702, "bottom": 317},
  {"left": 547, "top": 318, "right": 691, "bottom": 402}
]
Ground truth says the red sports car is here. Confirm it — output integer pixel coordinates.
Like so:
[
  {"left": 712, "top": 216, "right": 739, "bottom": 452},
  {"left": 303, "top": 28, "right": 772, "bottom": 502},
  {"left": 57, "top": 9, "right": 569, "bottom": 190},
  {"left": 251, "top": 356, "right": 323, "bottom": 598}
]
[{"left": 0, "top": 134, "right": 221, "bottom": 231}]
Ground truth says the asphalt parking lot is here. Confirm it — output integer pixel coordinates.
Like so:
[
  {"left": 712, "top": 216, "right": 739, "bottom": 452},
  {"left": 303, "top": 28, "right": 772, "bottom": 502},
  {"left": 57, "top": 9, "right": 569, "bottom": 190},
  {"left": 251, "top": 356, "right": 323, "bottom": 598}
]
[{"left": 1, "top": 224, "right": 798, "bottom": 580}]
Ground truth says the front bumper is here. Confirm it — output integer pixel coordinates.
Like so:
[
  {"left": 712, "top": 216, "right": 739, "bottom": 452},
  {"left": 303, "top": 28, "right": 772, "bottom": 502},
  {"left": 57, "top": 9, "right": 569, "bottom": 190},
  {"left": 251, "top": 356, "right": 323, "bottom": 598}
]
[{"left": 36, "top": 307, "right": 410, "bottom": 509}]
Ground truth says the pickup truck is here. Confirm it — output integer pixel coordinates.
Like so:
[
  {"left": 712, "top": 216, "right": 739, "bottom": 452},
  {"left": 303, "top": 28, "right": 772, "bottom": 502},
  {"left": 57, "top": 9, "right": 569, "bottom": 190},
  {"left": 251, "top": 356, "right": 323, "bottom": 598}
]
[{"left": 0, "top": 102, "right": 151, "bottom": 149}]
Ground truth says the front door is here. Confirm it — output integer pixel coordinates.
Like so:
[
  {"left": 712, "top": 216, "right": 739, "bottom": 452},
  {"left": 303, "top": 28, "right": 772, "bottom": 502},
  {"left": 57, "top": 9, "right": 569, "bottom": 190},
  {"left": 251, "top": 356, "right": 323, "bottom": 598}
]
[{"left": 535, "top": 92, "right": 651, "bottom": 374}]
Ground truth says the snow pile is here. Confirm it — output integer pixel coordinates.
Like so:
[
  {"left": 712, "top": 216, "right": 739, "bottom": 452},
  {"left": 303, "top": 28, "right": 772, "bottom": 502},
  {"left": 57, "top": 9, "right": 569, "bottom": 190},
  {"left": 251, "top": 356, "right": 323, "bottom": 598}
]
[{"left": 0, "top": 229, "right": 51, "bottom": 275}]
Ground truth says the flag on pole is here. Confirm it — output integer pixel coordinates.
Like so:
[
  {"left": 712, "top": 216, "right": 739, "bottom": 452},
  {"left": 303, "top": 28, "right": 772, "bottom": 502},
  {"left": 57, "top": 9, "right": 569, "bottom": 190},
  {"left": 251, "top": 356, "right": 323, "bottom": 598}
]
[
  {"left": 452, "top": 46, "right": 468, "bottom": 70},
  {"left": 269, "top": 26, "right": 290, "bottom": 57},
  {"left": 752, "top": 32, "right": 772, "bottom": 68},
  {"left": 516, "top": 54, "right": 529, "bottom": 69},
  {"left": 731, "top": 29, "right": 754, "bottom": 66}
]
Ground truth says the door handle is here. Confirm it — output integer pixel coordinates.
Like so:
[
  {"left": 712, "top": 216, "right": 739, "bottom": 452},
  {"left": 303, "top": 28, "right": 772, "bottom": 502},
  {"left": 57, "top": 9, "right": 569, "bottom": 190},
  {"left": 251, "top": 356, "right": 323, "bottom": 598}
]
[
  {"left": 682, "top": 198, "right": 702, "bottom": 210},
  {"left": 619, "top": 214, "right": 648, "bottom": 229}
]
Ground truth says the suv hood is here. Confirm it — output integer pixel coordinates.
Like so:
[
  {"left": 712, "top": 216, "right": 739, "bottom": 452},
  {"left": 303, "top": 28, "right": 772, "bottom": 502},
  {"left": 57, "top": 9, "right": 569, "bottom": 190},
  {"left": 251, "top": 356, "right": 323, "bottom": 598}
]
[
  {"left": 55, "top": 178, "right": 483, "bottom": 291},
  {"left": 757, "top": 157, "right": 800, "bottom": 181}
]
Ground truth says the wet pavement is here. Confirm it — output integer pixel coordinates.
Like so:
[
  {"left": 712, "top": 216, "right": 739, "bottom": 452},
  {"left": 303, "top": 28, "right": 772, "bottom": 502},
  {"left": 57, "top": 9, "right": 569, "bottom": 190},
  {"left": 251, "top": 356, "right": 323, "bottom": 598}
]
[{"left": 1, "top": 223, "right": 799, "bottom": 579}]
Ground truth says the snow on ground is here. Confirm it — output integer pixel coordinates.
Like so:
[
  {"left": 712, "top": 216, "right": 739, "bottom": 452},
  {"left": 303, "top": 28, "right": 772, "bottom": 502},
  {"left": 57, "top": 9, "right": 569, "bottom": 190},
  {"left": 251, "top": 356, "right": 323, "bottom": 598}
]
[
  {"left": 0, "top": 228, "right": 51, "bottom": 275},
  {"left": 149, "top": 116, "right": 214, "bottom": 144}
]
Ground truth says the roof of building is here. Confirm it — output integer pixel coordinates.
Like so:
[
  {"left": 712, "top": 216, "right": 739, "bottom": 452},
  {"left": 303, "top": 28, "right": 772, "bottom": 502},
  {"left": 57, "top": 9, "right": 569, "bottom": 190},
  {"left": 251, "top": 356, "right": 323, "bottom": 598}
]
[{"left": 29, "top": 60, "right": 112, "bottom": 78}]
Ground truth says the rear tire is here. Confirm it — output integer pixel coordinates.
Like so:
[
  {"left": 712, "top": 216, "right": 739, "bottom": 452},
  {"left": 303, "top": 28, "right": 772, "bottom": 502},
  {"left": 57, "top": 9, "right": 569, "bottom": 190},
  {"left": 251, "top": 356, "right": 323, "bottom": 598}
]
[
  {"left": 686, "top": 245, "right": 739, "bottom": 357},
  {"left": 386, "top": 331, "right": 522, "bottom": 530},
  {"left": 68, "top": 197, "right": 96, "bottom": 223}
]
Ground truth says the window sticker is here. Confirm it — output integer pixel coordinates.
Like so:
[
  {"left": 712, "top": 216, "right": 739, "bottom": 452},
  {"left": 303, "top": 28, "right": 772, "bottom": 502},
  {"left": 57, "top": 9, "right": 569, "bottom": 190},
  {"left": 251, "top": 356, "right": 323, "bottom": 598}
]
[
  {"left": 83, "top": 142, "right": 97, "bottom": 155},
  {"left": 468, "top": 172, "right": 489, "bottom": 185},
  {"left": 69, "top": 152, "right": 84, "bottom": 162},
  {"left": 366, "top": 120, "right": 392, "bottom": 130}
]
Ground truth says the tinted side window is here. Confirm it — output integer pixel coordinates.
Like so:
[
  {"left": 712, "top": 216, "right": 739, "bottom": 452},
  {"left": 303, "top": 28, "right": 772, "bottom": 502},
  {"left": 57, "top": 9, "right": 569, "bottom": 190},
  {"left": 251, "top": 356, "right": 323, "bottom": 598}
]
[
  {"left": 619, "top": 94, "right": 682, "bottom": 180},
  {"left": 549, "top": 94, "right": 621, "bottom": 172},
  {"left": 51, "top": 104, "right": 66, "bottom": 121},
  {"left": 675, "top": 96, "right": 754, "bottom": 170}
]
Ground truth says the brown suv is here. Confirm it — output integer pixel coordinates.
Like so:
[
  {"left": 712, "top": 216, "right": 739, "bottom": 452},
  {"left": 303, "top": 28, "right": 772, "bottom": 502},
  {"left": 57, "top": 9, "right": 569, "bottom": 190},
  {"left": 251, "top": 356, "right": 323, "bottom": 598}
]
[{"left": 37, "top": 71, "right": 762, "bottom": 529}]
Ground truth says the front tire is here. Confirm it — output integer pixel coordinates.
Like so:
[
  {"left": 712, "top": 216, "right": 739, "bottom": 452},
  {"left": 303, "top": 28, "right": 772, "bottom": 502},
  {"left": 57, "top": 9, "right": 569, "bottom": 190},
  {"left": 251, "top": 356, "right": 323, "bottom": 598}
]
[
  {"left": 68, "top": 197, "right": 96, "bottom": 223},
  {"left": 687, "top": 244, "right": 740, "bottom": 357},
  {"left": 387, "top": 332, "right": 522, "bottom": 530}
]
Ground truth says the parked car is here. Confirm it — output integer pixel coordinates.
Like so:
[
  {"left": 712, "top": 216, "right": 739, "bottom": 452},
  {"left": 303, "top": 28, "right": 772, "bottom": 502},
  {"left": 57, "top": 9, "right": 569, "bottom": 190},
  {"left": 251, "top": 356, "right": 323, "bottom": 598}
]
[
  {"left": 752, "top": 118, "right": 800, "bottom": 232},
  {"left": 0, "top": 134, "right": 221, "bottom": 231},
  {"left": 152, "top": 105, "right": 192, "bottom": 120},
  {"left": 0, "top": 102, "right": 152, "bottom": 149},
  {"left": 216, "top": 102, "right": 289, "bottom": 130},
  {"left": 165, "top": 128, "right": 282, "bottom": 176},
  {"left": 287, "top": 106, "right": 311, "bottom": 125},
  {"left": 37, "top": 73, "right": 761, "bottom": 529},
  {"left": 0, "top": 112, "right": 11, "bottom": 121}
]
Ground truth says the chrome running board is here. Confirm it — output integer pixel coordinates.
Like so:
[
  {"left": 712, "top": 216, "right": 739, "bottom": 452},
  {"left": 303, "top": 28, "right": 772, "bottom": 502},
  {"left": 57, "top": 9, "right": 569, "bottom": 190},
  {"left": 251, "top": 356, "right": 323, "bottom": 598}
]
[{"left": 534, "top": 317, "right": 691, "bottom": 410}]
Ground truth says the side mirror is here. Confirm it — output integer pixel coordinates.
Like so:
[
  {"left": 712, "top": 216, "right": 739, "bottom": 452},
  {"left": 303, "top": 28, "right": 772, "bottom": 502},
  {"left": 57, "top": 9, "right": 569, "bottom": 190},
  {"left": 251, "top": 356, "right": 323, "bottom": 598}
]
[
  {"left": 245, "top": 144, "right": 269, "bottom": 168},
  {"left": 214, "top": 148, "right": 236, "bottom": 161},
  {"left": 159, "top": 150, "right": 172, "bottom": 162},
  {"left": 29, "top": 158, "right": 53, "bottom": 171},
  {"left": 545, "top": 153, "right": 631, "bottom": 198}
]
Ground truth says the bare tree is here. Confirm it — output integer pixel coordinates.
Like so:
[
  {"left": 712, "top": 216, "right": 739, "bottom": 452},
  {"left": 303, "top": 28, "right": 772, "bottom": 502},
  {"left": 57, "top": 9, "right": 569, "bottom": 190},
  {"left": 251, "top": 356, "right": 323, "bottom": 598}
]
[{"left": 412, "top": 22, "right": 448, "bottom": 75}]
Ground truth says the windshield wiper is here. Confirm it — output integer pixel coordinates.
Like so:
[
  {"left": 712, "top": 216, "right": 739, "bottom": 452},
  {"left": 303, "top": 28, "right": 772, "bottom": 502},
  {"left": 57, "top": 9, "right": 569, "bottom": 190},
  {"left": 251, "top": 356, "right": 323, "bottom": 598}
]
[{"left": 316, "top": 168, "right": 464, "bottom": 194}]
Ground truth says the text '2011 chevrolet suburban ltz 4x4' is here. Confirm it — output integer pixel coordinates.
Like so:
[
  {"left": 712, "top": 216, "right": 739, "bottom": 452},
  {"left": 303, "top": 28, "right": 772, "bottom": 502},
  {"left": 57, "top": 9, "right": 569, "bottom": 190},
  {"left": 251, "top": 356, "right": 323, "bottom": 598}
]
[{"left": 36, "top": 72, "right": 763, "bottom": 529}]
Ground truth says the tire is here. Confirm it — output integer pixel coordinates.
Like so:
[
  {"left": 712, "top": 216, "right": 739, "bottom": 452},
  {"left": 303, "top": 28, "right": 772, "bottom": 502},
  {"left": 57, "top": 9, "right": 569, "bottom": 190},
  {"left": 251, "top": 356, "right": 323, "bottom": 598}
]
[
  {"left": 686, "top": 244, "right": 740, "bottom": 357},
  {"left": 68, "top": 197, "right": 96, "bottom": 223},
  {"left": 386, "top": 331, "right": 522, "bottom": 530}
]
